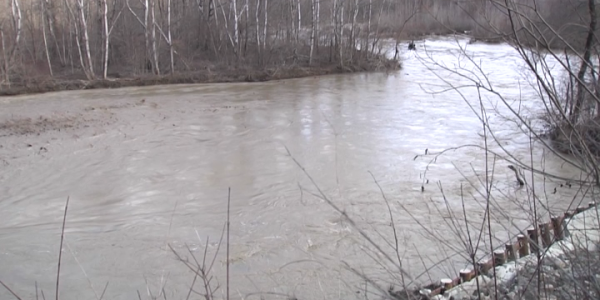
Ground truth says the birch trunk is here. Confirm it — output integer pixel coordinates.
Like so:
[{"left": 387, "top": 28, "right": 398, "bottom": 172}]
[
  {"left": 263, "top": 0, "right": 267, "bottom": 49},
  {"left": 309, "top": 0, "right": 315, "bottom": 65},
  {"left": 289, "top": 0, "right": 295, "bottom": 42},
  {"left": 232, "top": 0, "right": 240, "bottom": 58},
  {"left": 44, "top": 0, "right": 64, "bottom": 65},
  {"left": 296, "top": 0, "right": 301, "bottom": 42},
  {"left": 126, "top": 0, "right": 151, "bottom": 72},
  {"left": 315, "top": 0, "right": 319, "bottom": 51},
  {"left": 217, "top": 0, "right": 236, "bottom": 52},
  {"left": 168, "top": 0, "right": 174, "bottom": 74},
  {"left": 65, "top": 0, "right": 88, "bottom": 78},
  {"left": 0, "top": 27, "right": 9, "bottom": 84},
  {"left": 41, "top": 0, "right": 53, "bottom": 76},
  {"left": 255, "top": 0, "right": 261, "bottom": 63},
  {"left": 77, "top": 0, "right": 94, "bottom": 78},
  {"left": 102, "top": 0, "right": 109, "bottom": 78},
  {"left": 9, "top": 0, "right": 22, "bottom": 63},
  {"left": 350, "top": 0, "right": 358, "bottom": 59},
  {"left": 150, "top": 0, "right": 159, "bottom": 74},
  {"left": 366, "top": 0, "right": 372, "bottom": 58},
  {"left": 339, "top": 5, "right": 344, "bottom": 67},
  {"left": 244, "top": 0, "right": 249, "bottom": 54}
]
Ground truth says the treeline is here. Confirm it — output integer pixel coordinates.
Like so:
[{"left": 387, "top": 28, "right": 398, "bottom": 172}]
[
  {"left": 0, "top": 0, "right": 593, "bottom": 91},
  {"left": 0, "top": 0, "right": 410, "bottom": 85}
]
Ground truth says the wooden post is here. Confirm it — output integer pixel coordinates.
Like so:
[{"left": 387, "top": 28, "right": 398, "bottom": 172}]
[
  {"left": 493, "top": 249, "right": 506, "bottom": 266},
  {"left": 551, "top": 216, "right": 565, "bottom": 241},
  {"left": 506, "top": 242, "right": 517, "bottom": 261},
  {"left": 518, "top": 234, "right": 530, "bottom": 256},
  {"left": 460, "top": 269, "right": 473, "bottom": 282},
  {"left": 477, "top": 259, "right": 493, "bottom": 274},
  {"left": 441, "top": 278, "right": 453, "bottom": 291},
  {"left": 527, "top": 228, "right": 539, "bottom": 253},
  {"left": 540, "top": 223, "right": 552, "bottom": 247}
]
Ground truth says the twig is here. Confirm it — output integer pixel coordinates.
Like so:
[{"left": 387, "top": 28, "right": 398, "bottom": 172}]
[
  {"left": 56, "top": 196, "right": 70, "bottom": 300},
  {"left": 0, "top": 281, "right": 23, "bottom": 300},
  {"left": 226, "top": 187, "right": 231, "bottom": 300}
]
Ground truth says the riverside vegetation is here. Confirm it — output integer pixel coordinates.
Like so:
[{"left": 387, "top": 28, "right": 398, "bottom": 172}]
[{"left": 0, "top": 0, "right": 591, "bottom": 96}]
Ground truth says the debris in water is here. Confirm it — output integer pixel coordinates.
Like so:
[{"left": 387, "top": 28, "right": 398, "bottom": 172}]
[
  {"left": 508, "top": 165, "right": 524, "bottom": 186},
  {"left": 408, "top": 41, "right": 416, "bottom": 50}
]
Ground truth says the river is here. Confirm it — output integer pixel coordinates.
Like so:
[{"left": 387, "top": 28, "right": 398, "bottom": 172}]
[{"left": 0, "top": 36, "right": 588, "bottom": 300}]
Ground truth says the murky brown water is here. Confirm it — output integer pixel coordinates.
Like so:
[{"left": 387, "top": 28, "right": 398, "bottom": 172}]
[{"left": 0, "top": 37, "right": 590, "bottom": 300}]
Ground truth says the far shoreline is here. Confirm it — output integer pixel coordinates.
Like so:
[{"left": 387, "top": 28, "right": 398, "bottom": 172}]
[{"left": 0, "top": 58, "right": 401, "bottom": 98}]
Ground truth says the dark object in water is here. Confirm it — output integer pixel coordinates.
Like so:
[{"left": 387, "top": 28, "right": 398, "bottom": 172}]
[
  {"left": 408, "top": 41, "right": 416, "bottom": 50},
  {"left": 508, "top": 165, "right": 524, "bottom": 186}
]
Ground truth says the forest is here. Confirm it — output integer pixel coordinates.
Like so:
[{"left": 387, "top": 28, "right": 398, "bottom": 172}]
[{"left": 0, "top": 0, "right": 591, "bottom": 94}]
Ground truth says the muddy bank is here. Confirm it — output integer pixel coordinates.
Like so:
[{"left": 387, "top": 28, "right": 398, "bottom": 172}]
[{"left": 0, "top": 57, "right": 399, "bottom": 97}]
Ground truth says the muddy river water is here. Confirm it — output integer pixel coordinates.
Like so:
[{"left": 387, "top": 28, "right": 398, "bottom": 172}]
[{"left": 0, "top": 37, "right": 589, "bottom": 300}]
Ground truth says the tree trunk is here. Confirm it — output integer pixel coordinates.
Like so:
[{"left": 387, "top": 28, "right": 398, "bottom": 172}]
[
  {"left": 102, "top": 0, "right": 109, "bottom": 79},
  {"left": 9, "top": 0, "right": 22, "bottom": 64},
  {"left": 65, "top": 0, "right": 88, "bottom": 78},
  {"left": 217, "top": 0, "right": 236, "bottom": 54},
  {"left": 263, "top": 0, "right": 268, "bottom": 50},
  {"left": 255, "top": 0, "right": 261, "bottom": 64},
  {"left": 296, "top": 0, "right": 301, "bottom": 42},
  {"left": 150, "top": 0, "right": 160, "bottom": 74},
  {"left": 77, "top": 0, "right": 95, "bottom": 79},
  {"left": 350, "top": 0, "right": 358, "bottom": 60},
  {"left": 0, "top": 27, "right": 9, "bottom": 84},
  {"left": 244, "top": 0, "right": 249, "bottom": 54},
  {"left": 572, "top": 0, "right": 597, "bottom": 123},
  {"left": 339, "top": 5, "right": 344, "bottom": 67},
  {"left": 315, "top": 0, "right": 319, "bottom": 52},
  {"left": 232, "top": 0, "right": 240, "bottom": 60},
  {"left": 168, "top": 0, "right": 174, "bottom": 74},
  {"left": 44, "top": 0, "right": 64, "bottom": 66},
  {"left": 41, "top": 0, "right": 53, "bottom": 76},
  {"left": 309, "top": 0, "right": 315, "bottom": 65},
  {"left": 127, "top": 0, "right": 151, "bottom": 73},
  {"left": 366, "top": 0, "right": 371, "bottom": 59}
]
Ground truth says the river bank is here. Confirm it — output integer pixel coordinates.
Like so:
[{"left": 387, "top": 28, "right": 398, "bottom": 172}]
[{"left": 0, "top": 52, "right": 399, "bottom": 97}]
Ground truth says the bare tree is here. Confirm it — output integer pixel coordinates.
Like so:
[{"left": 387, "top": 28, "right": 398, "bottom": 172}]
[
  {"left": 263, "top": 0, "right": 267, "bottom": 49},
  {"left": 155, "top": 0, "right": 175, "bottom": 74},
  {"left": 77, "top": 0, "right": 95, "bottom": 79},
  {"left": 255, "top": 0, "right": 261, "bottom": 63},
  {"left": 127, "top": 0, "right": 153, "bottom": 73},
  {"left": 0, "top": 23, "right": 9, "bottom": 84},
  {"left": 309, "top": 0, "right": 315, "bottom": 65},
  {"left": 150, "top": 0, "right": 159, "bottom": 74},
  {"left": 8, "top": 0, "right": 21, "bottom": 69},
  {"left": 40, "top": 0, "right": 53, "bottom": 76},
  {"left": 101, "top": 0, "right": 109, "bottom": 78}
]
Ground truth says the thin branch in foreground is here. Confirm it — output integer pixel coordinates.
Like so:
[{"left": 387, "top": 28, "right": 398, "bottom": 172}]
[
  {"left": 0, "top": 280, "right": 23, "bottom": 300},
  {"left": 56, "top": 196, "right": 70, "bottom": 300},
  {"left": 226, "top": 187, "right": 231, "bottom": 300}
]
